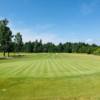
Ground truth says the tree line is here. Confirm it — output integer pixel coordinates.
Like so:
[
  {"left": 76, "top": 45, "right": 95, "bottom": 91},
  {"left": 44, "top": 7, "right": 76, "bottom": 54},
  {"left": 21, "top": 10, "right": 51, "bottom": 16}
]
[
  {"left": 22, "top": 41, "right": 98, "bottom": 54},
  {"left": 0, "top": 19, "right": 100, "bottom": 57}
]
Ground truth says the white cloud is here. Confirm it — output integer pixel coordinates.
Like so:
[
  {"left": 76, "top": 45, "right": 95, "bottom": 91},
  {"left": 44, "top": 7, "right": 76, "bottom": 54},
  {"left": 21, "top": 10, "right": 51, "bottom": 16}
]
[
  {"left": 8, "top": 19, "right": 59, "bottom": 43},
  {"left": 10, "top": 25, "right": 100, "bottom": 45},
  {"left": 7, "top": 19, "right": 100, "bottom": 45},
  {"left": 9, "top": 20, "right": 61, "bottom": 44},
  {"left": 12, "top": 27, "right": 61, "bottom": 44},
  {"left": 86, "top": 38, "right": 93, "bottom": 43},
  {"left": 85, "top": 38, "right": 100, "bottom": 45}
]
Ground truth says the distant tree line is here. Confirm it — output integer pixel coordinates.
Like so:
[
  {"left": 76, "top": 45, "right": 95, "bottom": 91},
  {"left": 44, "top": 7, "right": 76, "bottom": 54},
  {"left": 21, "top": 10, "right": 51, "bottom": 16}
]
[
  {"left": 0, "top": 19, "right": 100, "bottom": 56},
  {"left": 21, "top": 40, "right": 98, "bottom": 54}
]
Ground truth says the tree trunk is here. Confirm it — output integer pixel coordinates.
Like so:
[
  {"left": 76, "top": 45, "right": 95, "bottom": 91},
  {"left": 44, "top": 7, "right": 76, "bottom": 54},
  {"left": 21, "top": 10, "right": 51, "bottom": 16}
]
[
  {"left": 3, "top": 51, "right": 5, "bottom": 57},
  {"left": 8, "top": 52, "right": 9, "bottom": 57}
]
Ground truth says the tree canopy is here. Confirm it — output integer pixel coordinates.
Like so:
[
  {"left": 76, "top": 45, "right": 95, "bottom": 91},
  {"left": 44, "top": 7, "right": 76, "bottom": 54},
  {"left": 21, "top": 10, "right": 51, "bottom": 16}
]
[
  {"left": 0, "top": 19, "right": 12, "bottom": 56},
  {"left": 14, "top": 32, "right": 23, "bottom": 53},
  {"left": 0, "top": 18, "right": 100, "bottom": 56}
]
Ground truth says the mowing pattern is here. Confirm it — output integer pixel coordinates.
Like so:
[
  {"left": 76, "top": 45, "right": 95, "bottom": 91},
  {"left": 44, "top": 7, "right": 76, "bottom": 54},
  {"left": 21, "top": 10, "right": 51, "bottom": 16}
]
[{"left": 0, "top": 53, "right": 100, "bottom": 78}]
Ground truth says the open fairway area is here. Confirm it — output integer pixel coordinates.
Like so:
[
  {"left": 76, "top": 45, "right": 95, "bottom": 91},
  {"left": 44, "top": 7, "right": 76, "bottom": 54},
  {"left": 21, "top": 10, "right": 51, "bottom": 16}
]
[{"left": 0, "top": 53, "right": 100, "bottom": 100}]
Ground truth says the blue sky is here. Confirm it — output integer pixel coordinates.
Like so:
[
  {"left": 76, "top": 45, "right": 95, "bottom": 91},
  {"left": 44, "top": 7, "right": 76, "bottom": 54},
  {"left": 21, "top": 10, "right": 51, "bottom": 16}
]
[{"left": 0, "top": 0, "right": 100, "bottom": 44}]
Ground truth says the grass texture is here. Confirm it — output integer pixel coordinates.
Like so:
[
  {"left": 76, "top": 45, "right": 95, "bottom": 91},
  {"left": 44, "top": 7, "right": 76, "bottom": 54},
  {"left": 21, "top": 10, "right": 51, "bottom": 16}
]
[{"left": 0, "top": 53, "right": 100, "bottom": 100}]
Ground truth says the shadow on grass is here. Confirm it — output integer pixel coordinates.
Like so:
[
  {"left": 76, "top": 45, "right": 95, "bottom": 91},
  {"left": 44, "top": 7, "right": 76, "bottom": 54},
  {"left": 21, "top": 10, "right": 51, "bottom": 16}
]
[{"left": 0, "top": 55, "right": 25, "bottom": 60}]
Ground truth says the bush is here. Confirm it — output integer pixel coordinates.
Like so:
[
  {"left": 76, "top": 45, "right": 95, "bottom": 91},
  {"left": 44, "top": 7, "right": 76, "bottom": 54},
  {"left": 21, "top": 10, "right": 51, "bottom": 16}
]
[{"left": 93, "top": 48, "right": 100, "bottom": 55}]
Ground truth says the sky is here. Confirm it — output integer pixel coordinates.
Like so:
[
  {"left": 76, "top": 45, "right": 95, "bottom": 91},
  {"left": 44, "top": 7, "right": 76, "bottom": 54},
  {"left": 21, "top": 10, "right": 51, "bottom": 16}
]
[{"left": 0, "top": 0, "right": 100, "bottom": 44}]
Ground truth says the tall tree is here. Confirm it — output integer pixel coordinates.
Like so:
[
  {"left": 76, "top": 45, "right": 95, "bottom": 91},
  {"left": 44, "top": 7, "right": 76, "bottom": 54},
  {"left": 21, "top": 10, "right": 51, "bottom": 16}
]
[
  {"left": 57, "top": 43, "right": 64, "bottom": 52},
  {"left": 14, "top": 32, "right": 23, "bottom": 54},
  {"left": 23, "top": 41, "right": 33, "bottom": 52},
  {"left": 0, "top": 19, "right": 12, "bottom": 57},
  {"left": 33, "top": 40, "right": 38, "bottom": 53}
]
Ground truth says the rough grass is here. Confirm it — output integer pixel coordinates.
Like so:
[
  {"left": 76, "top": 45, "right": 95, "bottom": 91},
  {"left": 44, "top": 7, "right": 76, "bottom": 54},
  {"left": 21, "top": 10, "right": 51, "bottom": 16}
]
[{"left": 0, "top": 53, "right": 100, "bottom": 100}]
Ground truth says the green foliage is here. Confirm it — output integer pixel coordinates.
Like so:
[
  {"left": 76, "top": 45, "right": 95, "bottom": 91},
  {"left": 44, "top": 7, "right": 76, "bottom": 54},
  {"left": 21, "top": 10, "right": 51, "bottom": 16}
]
[
  {"left": 23, "top": 41, "right": 33, "bottom": 52},
  {"left": 21, "top": 41, "right": 98, "bottom": 54},
  {"left": 0, "top": 19, "right": 12, "bottom": 56},
  {"left": 14, "top": 32, "right": 23, "bottom": 52},
  {"left": 93, "top": 47, "right": 100, "bottom": 55},
  {"left": 0, "top": 18, "right": 99, "bottom": 55},
  {"left": 33, "top": 40, "right": 43, "bottom": 52}
]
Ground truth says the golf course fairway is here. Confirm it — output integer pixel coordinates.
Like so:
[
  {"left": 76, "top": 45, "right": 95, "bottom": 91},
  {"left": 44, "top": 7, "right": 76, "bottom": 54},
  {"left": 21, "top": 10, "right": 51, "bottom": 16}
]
[{"left": 0, "top": 53, "right": 100, "bottom": 100}]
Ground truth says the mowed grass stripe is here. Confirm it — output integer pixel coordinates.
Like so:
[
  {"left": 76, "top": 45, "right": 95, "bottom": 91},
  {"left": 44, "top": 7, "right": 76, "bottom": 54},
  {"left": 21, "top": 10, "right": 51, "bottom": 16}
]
[
  {"left": 55, "top": 60, "right": 74, "bottom": 76},
  {"left": 52, "top": 58, "right": 66, "bottom": 77},
  {"left": 52, "top": 59, "right": 71, "bottom": 76},
  {"left": 38, "top": 59, "right": 47, "bottom": 77},
  {"left": 24, "top": 62, "right": 39, "bottom": 77},
  {"left": 82, "top": 62, "right": 100, "bottom": 73},
  {"left": 72, "top": 60, "right": 100, "bottom": 75},
  {"left": 36, "top": 59, "right": 47, "bottom": 77},
  {"left": 11, "top": 61, "right": 35, "bottom": 77},
  {"left": 48, "top": 59, "right": 60, "bottom": 77},
  {"left": 1, "top": 53, "right": 100, "bottom": 99},
  {"left": 58, "top": 54, "right": 77, "bottom": 76},
  {"left": 0, "top": 63, "right": 25, "bottom": 77},
  {"left": 44, "top": 59, "right": 56, "bottom": 77},
  {"left": 74, "top": 63, "right": 96, "bottom": 74},
  {"left": 57, "top": 54, "right": 81, "bottom": 75},
  {"left": 75, "top": 63, "right": 92, "bottom": 73},
  {"left": 31, "top": 60, "right": 43, "bottom": 77},
  {"left": 50, "top": 58, "right": 68, "bottom": 77},
  {"left": 0, "top": 61, "right": 24, "bottom": 71},
  {"left": 0, "top": 63, "right": 19, "bottom": 76},
  {"left": 41, "top": 59, "right": 51, "bottom": 77},
  {"left": 70, "top": 62, "right": 86, "bottom": 75},
  {"left": 0, "top": 53, "right": 100, "bottom": 78},
  {"left": 38, "top": 59, "right": 52, "bottom": 78},
  {"left": 58, "top": 55, "right": 80, "bottom": 76},
  {"left": 27, "top": 60, "right": 40, "bottom": 77},
  {"left": 62, "top": 61, "right": 82, "bottom": 76},
  {"left": 10, "top": 63, "right": 29, "bottom": 77},
  {"left": 17, "top": 62, "right": 35, "bottom": 77},
  {"left": 57, "top": 54, "right": 78, "bottom": 76},
  {"left": 49, "top": 58, "right": 61, "bottom": 77},
  {"left": 13, "top": 62, "right": 32, "bottom": 77},
  {"left": 46, "top": 59, "right": 54, "bottom": 77},
  {"left": 71, "top": 60, "right": 100, "bottom": 75},
  {"left": 64, "top": 62, "right": 82, "bottom": 75}
]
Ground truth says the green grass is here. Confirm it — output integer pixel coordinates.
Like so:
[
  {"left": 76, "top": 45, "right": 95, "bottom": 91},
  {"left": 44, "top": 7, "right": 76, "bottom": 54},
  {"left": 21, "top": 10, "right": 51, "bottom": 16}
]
[{"left": 0, "top": 53, "right": 100, "bottom": 100}]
